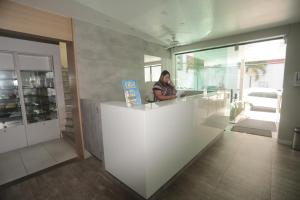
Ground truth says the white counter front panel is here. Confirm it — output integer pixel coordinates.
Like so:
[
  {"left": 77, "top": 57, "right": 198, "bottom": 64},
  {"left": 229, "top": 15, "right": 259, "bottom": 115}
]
[
  {"left": 101, "top": 105, "right": 147, "bottom": 196},
  {"left": 101, "top": 93, "right": 229, "bottom": 198}
]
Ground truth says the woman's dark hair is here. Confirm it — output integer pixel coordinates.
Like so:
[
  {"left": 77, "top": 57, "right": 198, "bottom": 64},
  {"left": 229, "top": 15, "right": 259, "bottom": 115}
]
[{"left": 159, "top": 70, "right": 170, "bottom": 83}]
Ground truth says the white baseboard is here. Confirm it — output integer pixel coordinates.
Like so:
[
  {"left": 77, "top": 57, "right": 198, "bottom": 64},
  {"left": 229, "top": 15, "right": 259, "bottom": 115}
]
[{"left": 277, "top": 138, "right": 292, "bottom": 146}]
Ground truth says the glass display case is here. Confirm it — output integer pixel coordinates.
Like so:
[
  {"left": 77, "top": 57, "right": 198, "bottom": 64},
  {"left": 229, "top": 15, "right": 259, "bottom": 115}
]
[
  {"left": 0, "top": 70, "right": 23, "bottom": 129},
  {"left": 21, "top": 71, "right": 57, "bottom": 123},
  {"left": 0, "top": 39, "right": 63, "bottom": 154}
]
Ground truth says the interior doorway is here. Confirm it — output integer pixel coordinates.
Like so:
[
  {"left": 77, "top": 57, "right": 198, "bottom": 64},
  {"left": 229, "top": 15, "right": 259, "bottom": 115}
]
[{"left": 0, "top": 36, "right": 78, "bottom": 186}]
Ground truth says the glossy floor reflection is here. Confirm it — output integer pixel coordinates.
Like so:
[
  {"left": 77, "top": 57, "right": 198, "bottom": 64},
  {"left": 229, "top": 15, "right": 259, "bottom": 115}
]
[
  {"left": 0, "top": 139, "right": 77, "bottom": 185},
  {"left": 1, "top": 131, "right": 299, "bottom": 200}
]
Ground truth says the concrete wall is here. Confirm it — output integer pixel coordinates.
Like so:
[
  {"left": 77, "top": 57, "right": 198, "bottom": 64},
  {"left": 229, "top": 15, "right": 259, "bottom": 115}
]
[
  {"left": 173, "top": 23, "right": 300, "bottom": 145},
  {"left": 73, "top": 19, "right": 171, "bottom": 102},
  {"left": 278, "top": 23, "right": 300, "bottom": 144}
]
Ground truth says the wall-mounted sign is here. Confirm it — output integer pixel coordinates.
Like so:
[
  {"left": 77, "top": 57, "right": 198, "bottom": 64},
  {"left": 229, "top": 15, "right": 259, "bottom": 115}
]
[
  {"left": 294, "top": 72, "right": 300, "bottom": 87},
  {"left": 122, "top": 80, "right": 142, "bottom": 107}
]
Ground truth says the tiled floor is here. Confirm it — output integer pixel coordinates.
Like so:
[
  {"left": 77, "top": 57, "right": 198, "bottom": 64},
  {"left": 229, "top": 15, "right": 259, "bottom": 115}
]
[
  {"left": 0, "top": 139, "right": 77, "bottom": 185},
  {"left": 0, "top": 132, "right": 299, "bottom": 200}
]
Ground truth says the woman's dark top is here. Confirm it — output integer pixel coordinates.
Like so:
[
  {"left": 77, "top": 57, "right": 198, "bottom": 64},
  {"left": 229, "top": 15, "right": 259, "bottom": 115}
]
[{"left": 152, "top": 81, "right": 175, "bottom": 101}]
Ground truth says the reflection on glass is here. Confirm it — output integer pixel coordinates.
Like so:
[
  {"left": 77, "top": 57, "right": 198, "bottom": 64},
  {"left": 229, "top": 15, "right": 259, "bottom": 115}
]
[
  {"left": 176, "top": 47, "right": 240, "bottom": 92},
  {"left": 21, "top": 71, "right": 57, "bottom": 123},
  {"left": 0, "top": 70, "right": 23, "bottom": 129}
]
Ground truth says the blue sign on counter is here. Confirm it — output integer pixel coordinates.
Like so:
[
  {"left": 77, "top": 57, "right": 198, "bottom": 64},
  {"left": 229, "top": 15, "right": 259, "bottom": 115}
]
[{"left": 122, "top": 80, "right": 142, "bottom": 107}]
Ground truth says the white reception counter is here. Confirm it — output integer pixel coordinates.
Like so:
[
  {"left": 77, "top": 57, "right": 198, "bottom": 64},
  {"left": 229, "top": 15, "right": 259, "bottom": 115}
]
[{"left": 101, "top": 92, "right": 229, "bottom": 199}]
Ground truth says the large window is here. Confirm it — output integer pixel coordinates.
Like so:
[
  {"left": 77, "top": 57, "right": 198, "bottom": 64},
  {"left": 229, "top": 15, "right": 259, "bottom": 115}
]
[
  {"left": 175, "top": 38, "right": 286, "bottom": 97},
  {"left": 144, "top": 64, "right": 162, "bottom": 82},
  {"left": 144, "top": 55, "right": 162, "bottom": 82}
]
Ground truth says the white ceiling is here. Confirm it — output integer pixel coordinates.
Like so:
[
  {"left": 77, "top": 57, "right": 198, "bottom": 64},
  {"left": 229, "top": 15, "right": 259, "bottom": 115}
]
[{"left": 13, "top": 0, "right": 300, "bottom": 46}]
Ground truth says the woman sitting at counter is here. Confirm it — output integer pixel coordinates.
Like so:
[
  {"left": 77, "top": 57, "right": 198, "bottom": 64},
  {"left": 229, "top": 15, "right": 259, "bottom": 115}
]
[{"left": 153, "top": 70, "right": 177, "bottom": 101}]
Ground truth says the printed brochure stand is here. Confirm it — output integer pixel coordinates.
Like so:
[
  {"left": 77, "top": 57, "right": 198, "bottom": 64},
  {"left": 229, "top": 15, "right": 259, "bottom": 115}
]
[{"left": 122, "top": 80, "right": 142, "bottom": 107}]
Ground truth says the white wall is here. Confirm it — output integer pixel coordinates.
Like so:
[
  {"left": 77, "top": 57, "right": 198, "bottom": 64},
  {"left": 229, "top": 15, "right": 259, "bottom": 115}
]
[{"left": 173, "top": 23, "right": 300, "bottom": 145}]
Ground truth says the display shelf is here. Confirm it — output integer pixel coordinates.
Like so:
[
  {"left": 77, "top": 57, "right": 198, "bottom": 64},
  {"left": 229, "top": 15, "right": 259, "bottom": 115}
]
[
  {"left": 0, "top": 78, "right": 17, "bottom": 81},
  {"left": 21, "top": 70, "right": 57, "bottom": 124},
  {"left": 0, "top": 97, "right": 19, "bottom": 101},
  {"left": 0, "top": 87, "right": 18, "bottom": 90},
  {"left": 0, "top": 70, "right": 22, "bottom": 130},
  {"left": 22, "top": 86, "right": 54, "bottom": 89},
  {"left": 0, "top": 115, "right": 22, "bottom": 123},
  {"left": 25, "top": 102, "right": 56, "bottom": 106},
  {"left": 23, "top": 95, "right": 56, "bottom": 98},
  {"left": 26, "top": 111, "right": 56, "bottom": 116},
  {"left": 26, "top": 111, "right": 57, "bottom": 123}
]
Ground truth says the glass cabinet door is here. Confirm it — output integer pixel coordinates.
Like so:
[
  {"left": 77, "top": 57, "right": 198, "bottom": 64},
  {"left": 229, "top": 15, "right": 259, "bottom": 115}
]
[
  {"left": 21, "top": 71, "right": 57, "bottom": 123},
  {"left": 0, "top": 70, "right": 23, "bottom": 129}
]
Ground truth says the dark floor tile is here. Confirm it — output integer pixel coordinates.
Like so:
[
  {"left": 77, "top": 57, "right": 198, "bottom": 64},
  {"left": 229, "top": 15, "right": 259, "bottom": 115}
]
[
  {"left": 159, "top": 174, "right": 215, "bottom": 200},
  {"left": 209, "top": 188, "right": 241, "bottom": 200},
  {"left": 1, "top": 132, "right": 300, "bottom": 200},
  {"left": 214, "top": 174, "right": 271, "bottom": 200},
  {"left": 0, "top": 181, "right": 35, "bottom": 200},
  {"left": 185, "top": 160, "right": 227, "bottom": 187},
  {"left": 272, "top": 172, "right": 300, "bottom": 194},
  {"left": 272, "top": 154, "right": 300, "bottom": 173},
  {"left": 227, "top": 156, "right": 271, "bottom": 178}
]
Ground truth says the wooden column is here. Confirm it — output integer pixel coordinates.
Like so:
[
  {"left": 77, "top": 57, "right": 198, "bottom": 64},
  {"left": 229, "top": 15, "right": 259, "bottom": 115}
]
[
  {"left": 0, "top": 1, "right": 73, "bottom": 41},
  {"left": 66, "top": 21, "right": 85, "bottom": 158}
]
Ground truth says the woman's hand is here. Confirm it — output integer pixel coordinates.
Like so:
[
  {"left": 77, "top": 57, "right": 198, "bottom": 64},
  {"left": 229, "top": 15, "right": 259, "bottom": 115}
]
[
  {"left": 154, "top": 90, "right": 177, "bottom": 101},
  {"left": 169, "top": 80, "right": 177, "bottom": 95},
  {"left": 170, "top": 95, "right": 177, "bottom": 99},
  {"left": 167, "top": 94, "right": 177, "bottom": 100},
  {"left": 168, "top": 80, "right": 175, "bottom": 87}
]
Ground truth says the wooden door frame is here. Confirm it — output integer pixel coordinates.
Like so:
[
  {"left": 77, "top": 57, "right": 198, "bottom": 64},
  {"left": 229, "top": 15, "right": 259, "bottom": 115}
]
[
  {"left": 0, "top": 1, "right": 85, "bottom": 158},
  {"left": 0, "top": 26, "right": 85, "bottom": 159}
]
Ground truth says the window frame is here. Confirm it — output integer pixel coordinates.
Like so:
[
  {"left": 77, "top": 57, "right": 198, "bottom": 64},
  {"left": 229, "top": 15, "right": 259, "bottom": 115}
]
[{"left": 144, "top": 64, "right": 162, "bottom": 82}]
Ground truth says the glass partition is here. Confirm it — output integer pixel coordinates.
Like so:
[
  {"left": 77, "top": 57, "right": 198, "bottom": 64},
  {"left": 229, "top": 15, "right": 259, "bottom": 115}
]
[{"left": 175, "top": 46, "right": 240, "bottom": 93}]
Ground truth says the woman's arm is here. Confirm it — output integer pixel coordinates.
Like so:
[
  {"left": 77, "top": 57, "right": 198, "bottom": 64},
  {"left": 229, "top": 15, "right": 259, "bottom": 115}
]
[
  {"left": 154, "top": 90, "right": 176, "bottom": 101},
  {"left": 169, "top": 80, "right": 177, "bottom": 95},
  {"left": 172, "top": 87, "right": 177, "bottom": 95}
]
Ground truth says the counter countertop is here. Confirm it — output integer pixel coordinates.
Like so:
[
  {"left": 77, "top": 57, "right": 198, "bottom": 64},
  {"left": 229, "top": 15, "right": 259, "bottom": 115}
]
[{"left": 101, "top": 91, "right": 227, "bottom": 111}]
